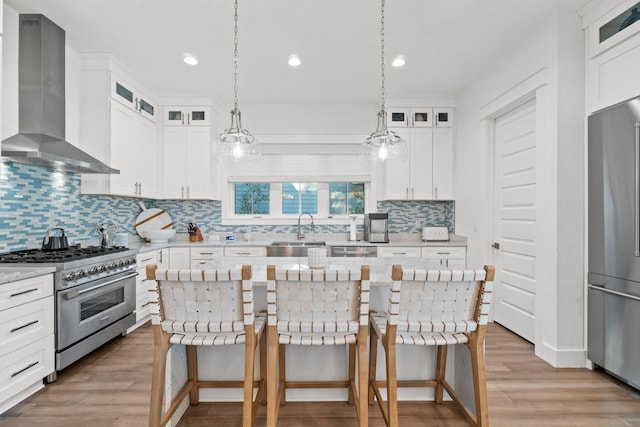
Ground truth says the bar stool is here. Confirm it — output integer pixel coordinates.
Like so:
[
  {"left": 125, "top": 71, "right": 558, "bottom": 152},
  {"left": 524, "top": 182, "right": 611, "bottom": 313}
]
[
  {"left": 146, "top": 265, "right": 266, "bottom": 427},
  {"left": 266, "top": 265, "right": 370, "bottom": 427},
  {"left": 368, "top": 265, "right": 495, "bottom": 427}
]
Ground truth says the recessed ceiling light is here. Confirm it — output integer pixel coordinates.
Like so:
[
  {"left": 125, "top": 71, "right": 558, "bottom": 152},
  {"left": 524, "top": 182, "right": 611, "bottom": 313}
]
[
  {"left": 392, "top": 56, "right": 406, "bottom": 67},
  {"left": 183, "top": 54, "right": 198, "bottom": 66},
  {"left": 288, "top": 55, "right": 301, "bottom": 67}
]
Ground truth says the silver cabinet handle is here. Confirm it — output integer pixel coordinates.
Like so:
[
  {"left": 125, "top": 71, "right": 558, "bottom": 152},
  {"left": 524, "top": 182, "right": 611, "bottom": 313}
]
[
  {"left": 10, "top": 288, "right": 38, "bottom": 298},
  {"left": 406, "top": 188, "right": 409, "bottom": 199},
  {"left": 187, "top": 187, "right": 190, "bottom": 198},
  {"left": 181, "top": 186, "right": 184, "bottom": 199},
  {"left": 412, "top": 188, "right": 415, "bottom": 199},
  {"left": 636, "top": 122, "right": 640, "bottom": 257},
  {"left": 10, "top": 320, "right": 39, "bottom": 333},
  {"left": 11, "top": 362, "right": 39, "bottom": 378},
  {"left": 435, "top": 187, "right": 438, "bottom": 199}
]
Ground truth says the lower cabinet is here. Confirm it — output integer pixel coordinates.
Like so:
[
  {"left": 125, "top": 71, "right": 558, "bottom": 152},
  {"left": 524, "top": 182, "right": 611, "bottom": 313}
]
[
  {"left": 169, "top": 247, "right": 190, "bottom": 269},
  {"left": 190, "top": 247, "right": 224, "bottom": 268},
  {"left": 0, "top": 274, "right": 54, "bottom": 414},
  {"left": 421, "top": 247, "right": 466, "bottom": 268},
  {"left": 224, "top": 246, "right": 267, "bottom": 257},
  {"left": 132, "top": 251, "right": 158, "bottom": 329},
  {"left": 376, "top": 246, "right": 422, "bottom": 257}
]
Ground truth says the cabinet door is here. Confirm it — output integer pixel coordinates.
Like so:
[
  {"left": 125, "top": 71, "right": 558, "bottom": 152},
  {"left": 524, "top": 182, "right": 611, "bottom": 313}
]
[
  {"left": 135, "top": 117, "right": 159, "bottom": 198},
  {"left": 187, "top": 107, "right": 211, "bottom": 126},
  {"left": 377, "top": 246, "right": 422, "bottom": 257},
  {"left": 433, "top": 127, "right": 454, "bottom": 200},
  {"left": 169, "top": 248, "right": 190, "bottom": 269},
  {"left": 411, "top": 108, "right": 433, "bottom": 127},
  {"left": 109, "top": 101, "right": 139, "bottom": 196},
  {"left": 434, "top": 108, "right": 454, "bottom": 128},
  {"left": 185, "top": 127, "right": 212, "bottom": 199},
  {"left": 162, "top": 127, "right": 187, "bottom": 198},
  {"left": 111, "top": 77, "right": 137, "bottom": 111},
  {"left": 165, "top": 107, "right": 186, "bottom": 126},
  {"left": 386, "top": 108, "right": 410, "bottom": 127},
  {"left": 383, "top": 128, "right": 412, "bottom": 199},
  {"left": 410, "top": 128, "right": 434, "bottom": 200},
  {"left": 157, "top": 249, "right": 170, "bottom": 268},
  {"left": 137, "top": 95, "right": 157, "bottom": 123}
]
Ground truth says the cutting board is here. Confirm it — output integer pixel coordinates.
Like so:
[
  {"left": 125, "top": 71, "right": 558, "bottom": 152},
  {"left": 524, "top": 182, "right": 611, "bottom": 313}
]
[{"left": 135, "top": 202, "right": 173, "bottom": 239}]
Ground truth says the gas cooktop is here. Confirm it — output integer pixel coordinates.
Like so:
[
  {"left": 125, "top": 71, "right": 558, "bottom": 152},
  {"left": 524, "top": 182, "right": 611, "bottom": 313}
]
[{"left": 0, "top": 246, "right": 130, "bottom": 263}]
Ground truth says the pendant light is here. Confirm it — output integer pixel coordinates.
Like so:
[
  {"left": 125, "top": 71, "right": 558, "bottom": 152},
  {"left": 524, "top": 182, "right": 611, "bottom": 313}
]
[
  {"left": 360, "top": 0, "right": 407, "bottom": 162},
  {"left": 217, "top": 0, "right": 261, "bottom": 162}
]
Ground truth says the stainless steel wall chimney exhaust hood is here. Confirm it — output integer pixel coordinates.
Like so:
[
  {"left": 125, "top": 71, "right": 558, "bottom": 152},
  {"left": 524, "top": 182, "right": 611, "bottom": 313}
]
[{"left": 1, "top": 14, "right": 119, "bottom": 174}]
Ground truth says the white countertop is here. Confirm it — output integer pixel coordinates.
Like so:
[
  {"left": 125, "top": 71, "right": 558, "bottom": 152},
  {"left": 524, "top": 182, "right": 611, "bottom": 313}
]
[{"left": 0, "top": 266, "right": 57, "bottom": 285}]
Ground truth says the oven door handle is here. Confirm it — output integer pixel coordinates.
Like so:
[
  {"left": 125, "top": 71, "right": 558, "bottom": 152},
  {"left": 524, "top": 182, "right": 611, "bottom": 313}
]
[{"left": 63, "top": 272, "right": 138, "bottom": 300}]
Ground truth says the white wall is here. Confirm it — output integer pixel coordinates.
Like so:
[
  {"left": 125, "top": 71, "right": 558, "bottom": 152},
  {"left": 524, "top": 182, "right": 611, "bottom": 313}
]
[{"left": 455, "top": 12, "right": 586, "bottom": 367}]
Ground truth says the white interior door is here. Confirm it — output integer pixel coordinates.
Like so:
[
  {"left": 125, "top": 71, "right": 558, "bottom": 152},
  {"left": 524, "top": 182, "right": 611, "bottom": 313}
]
[{"left": 492, "top": 98, "right": 537, "bottom": 342}]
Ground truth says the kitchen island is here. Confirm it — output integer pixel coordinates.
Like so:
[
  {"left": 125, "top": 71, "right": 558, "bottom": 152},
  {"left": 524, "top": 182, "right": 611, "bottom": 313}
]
[{"left": 160, "top": 255, "right": 482, "bottom": 424}]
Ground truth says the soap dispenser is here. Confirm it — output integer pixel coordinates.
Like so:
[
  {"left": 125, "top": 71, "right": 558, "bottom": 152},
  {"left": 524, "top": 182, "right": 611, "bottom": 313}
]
[{"left": 349, "top": 216, "right": 357, "bottom": 241}]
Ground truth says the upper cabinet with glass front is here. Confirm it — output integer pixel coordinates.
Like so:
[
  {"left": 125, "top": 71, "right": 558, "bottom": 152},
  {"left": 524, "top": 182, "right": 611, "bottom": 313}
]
[
  {"left": 387, "top": 107, "right": 453, "bottom": 128},
  {"left": 110, "top": 75, "right": 157, "bottom": 123},
  {"left": 164, "top": 106, "right": 211, "bottom": 126}
]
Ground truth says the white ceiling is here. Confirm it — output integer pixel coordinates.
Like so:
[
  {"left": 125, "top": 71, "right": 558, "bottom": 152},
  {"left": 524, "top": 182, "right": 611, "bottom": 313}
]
[{"left": 4, "top": 0, "right": 593, "bottom": 104}]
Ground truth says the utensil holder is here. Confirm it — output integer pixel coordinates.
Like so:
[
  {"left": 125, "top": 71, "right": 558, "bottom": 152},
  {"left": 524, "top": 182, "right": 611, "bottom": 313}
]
[{"left": 189, "top": 228, "right": 204, "bottom": 242}]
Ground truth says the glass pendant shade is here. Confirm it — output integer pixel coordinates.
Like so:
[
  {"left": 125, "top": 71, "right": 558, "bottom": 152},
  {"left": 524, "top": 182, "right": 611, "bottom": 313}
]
[
  {"left": 360, "top": 110, "right": 408, "bottom": 162},
  {"left": 217, "top": 108, "right": 261, "bottom": 161}
]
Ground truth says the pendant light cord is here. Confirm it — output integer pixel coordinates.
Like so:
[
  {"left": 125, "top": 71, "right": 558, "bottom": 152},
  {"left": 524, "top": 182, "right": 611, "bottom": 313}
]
[
  {"left": 380, "top": 0, "right": 386, "bottom": 112},
  {"left": 233, "top": 0, "right": 239, "bottom": 112}
]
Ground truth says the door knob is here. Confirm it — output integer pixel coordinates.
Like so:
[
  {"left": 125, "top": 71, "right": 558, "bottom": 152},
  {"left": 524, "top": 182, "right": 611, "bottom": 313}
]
[{"left": 491, "top": 242, "right": 500, "bottom": 249}]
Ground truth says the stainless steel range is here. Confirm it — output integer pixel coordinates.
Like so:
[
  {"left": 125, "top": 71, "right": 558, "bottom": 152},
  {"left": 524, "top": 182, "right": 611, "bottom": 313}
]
[{"left": 0, "top": 246, "right": 138, "bottom": 381}]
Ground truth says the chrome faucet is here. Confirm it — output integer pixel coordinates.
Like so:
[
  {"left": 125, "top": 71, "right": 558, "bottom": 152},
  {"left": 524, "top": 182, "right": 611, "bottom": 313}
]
[{"left": 297, "top": 212, "right": 315, "bottom": 241}]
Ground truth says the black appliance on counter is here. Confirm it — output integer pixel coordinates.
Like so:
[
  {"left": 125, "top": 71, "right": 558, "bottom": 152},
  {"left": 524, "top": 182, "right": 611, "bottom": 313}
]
[{"left": 0, "top": 246, "right": 138, "bottom": 381}]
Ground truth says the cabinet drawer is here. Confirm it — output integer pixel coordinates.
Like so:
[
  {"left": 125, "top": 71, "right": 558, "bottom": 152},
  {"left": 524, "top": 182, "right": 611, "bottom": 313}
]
[
  {"left": 0, "top": 296, "right": 54, "bottom": 357},
  {"left": 421, "top": 247, "right": 466, "bottom": 258},
  {"left": 0, "top": 334, "right": 54, "bottom": 405},
  {"left": 377, "top": 246, "right": 422, "bottom": 257},
  {"left": 136, "top": 252, "right": 158, "bottom": 268},
  {"left": 191, "top": 247, "right": 224, "bottom": 259},
  {"left": 190, "top": 259, "right": 219, "bottom": 269},
  {"left": 224, "top": 247, "right": 266, "bottom": 257},
  {"left": 0, "top": 275, "right": 53, "bottom": 312}
]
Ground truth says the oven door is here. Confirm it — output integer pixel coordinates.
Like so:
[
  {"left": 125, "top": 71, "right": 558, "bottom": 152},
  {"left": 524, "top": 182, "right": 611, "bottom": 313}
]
[{"left": 56, "top": 270, "right": 137, "bottom": 350}]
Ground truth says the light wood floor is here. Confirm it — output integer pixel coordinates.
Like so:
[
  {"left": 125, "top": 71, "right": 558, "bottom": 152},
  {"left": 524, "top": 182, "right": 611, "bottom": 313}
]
[{"left": 1, "top": 322, "right": 639, "bottom": 426}]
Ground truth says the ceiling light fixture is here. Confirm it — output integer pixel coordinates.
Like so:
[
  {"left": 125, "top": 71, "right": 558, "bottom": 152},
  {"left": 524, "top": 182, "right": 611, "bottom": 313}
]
[
  {"left": 216, "top": 0, "right": 261, "bottom": 162},
  {"left": 391, "top": 56, "right": 406, "bottom": 67},
  {"left": 360, "top": 0, "right": 407, "bottom": 163},
  {"left": 183, "top": 54, "right": 198, "bottom": 66},
  {"left": 288, "top": 55, "right": 301, "bottom": 67}
]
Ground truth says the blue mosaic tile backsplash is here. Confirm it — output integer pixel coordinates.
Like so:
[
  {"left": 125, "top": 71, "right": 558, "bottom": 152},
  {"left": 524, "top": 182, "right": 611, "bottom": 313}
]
[{"left": 0, "top": 161, "right": 454, "bottom": 252}]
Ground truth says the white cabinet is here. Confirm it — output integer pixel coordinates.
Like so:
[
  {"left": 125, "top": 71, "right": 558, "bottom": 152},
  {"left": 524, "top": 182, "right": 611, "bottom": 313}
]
[
  {"left": 0, "top": 273, "right": 54, "bottom": 414},
  {"left": 111, "top": 75, "right": 157, "bottom": 123},
  {"left": 382, "top": 110, "right": 455, "bottom": 200},
  {"left": 133, "top": 251, "right": 158, "bottom": 328},
  {"left": 190, "top": 247, "right": 224, "bottom": 268},
  {"left": 169, "top": 248, "right": 190, "bottom": 269},
  {"left": 162, "top": 126, "right": 212, "bottom": 199},
  {"left": 224, "top": 246, "right": 267, "bottom": 257},
  {"left": 387, "top": 107, "right": 454, "bottom": 128},
  {"left": 80, "top": 68, "right": 160, "bottom": 198},
  {"left": 421, "top": 247, "right": 466, "bottom": 269},
  {"left": 164, "top": 106, "right": 211, "bottom": 126},
  {"left": 377, "top": 246, "right": 422, "bottom": 257},
  {"left": 383, "top": 128, "right": 433, "bottom": 200},
  {"left": 157, "top": 248, "right": 170, "bottom": 269}
]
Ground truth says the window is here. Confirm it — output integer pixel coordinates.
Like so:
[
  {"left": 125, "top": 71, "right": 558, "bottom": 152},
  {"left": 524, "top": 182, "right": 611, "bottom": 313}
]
[
  {"left": 282, "top": 183, "right": 318, "bottom": 215},
  {"left": 235, "top": 183, "right": 270, "bottom": 215},
  {"left": 232, "top": 182, "right": 366, "bottom": 218},
  {"left": 330, "top": 183, "right": 365, "bottom": 215}
]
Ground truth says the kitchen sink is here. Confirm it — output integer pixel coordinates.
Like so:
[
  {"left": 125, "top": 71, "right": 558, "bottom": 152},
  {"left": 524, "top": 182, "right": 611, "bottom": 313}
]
[{"left": 266, "top": 241, "right": 326, "bottom": 257}]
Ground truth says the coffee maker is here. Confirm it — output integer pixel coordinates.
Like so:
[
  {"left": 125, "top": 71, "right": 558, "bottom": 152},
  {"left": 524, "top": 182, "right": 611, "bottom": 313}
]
[{"left": 364, "top": 213, "right": 389, "bottom": 243}]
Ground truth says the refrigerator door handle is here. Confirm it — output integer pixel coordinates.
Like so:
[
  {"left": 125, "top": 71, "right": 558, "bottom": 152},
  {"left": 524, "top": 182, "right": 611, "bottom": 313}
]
[
  {"left": 636, "top": 122, "right": 640, "bottom": 257},
  {"left": 588, "top": 284, "right": 640, "bottom": 302}
]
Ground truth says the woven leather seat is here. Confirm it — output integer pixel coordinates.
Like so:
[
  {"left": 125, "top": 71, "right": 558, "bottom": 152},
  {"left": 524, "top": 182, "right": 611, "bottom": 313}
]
[
  {"left": 266, "top": 265, "right": 371, "bottom": 427},
  {"left": 369, "top": 265, "right": 495, "bottom": 427},
  {"left": 146, "top": 265, "right": 266, "bottom": 427}
]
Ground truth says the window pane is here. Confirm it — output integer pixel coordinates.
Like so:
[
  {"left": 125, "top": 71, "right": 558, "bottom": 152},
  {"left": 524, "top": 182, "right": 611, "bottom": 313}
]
[
  {"left": 329, "top": 183, "right": 347, "bottom": 215},
  {"left": 348, "top": 183, "right": 365, "bottom": 214},
  {"left": 235, "top": 183, "right": 270, "bottom": 215},
  {"left": 282, "top": 183, "right": 317, "bottom": 215}
]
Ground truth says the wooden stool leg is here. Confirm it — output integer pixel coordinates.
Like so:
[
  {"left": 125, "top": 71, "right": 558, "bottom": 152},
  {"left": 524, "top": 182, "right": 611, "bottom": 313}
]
[
  {"left": 243, "top": 329, "right": 256, "bottom": 427},
  {"left": 258, "top": 328, "right": 267, "bottom": 404},
  {"left": 186, "top": 346, "right": 199, "bottom": 404},
  {"left": 348, "top": 343, "right": 356, "bottom": 405},
  {"left": 150, "top": 326, "right": 171, "bottom": 427},
  {"left": 279, "top": 344, "right": 286, "bottom": 406},
  {"left": 357, "top": 326, "right": 369, "bottom": 427},
  {"left": 368, "top": 328, "right": 378, "bottom": 406},
  {"left": 469, "top": 329, "right": 489, "bottom": 427},
  {"left": 266, "top": 326, "right": 279, "bottom": 427},
  {"left": 385, "top": 339, "right": 399, "bottom": 427},
  {"left": 435, "top": 345, "right": 448, "bottom": 403}
]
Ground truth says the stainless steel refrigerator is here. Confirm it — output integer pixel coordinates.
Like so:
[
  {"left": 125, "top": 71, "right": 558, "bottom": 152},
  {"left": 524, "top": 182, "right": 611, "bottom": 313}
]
[{"left": 588, "top": 95, "right": 640, "bottom": 389}]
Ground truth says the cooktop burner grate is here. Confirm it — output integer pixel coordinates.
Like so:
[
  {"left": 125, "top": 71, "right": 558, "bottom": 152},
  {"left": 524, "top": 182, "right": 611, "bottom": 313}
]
[{"left": 0, "top": 246, "right": 129, "bottom": 263}]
